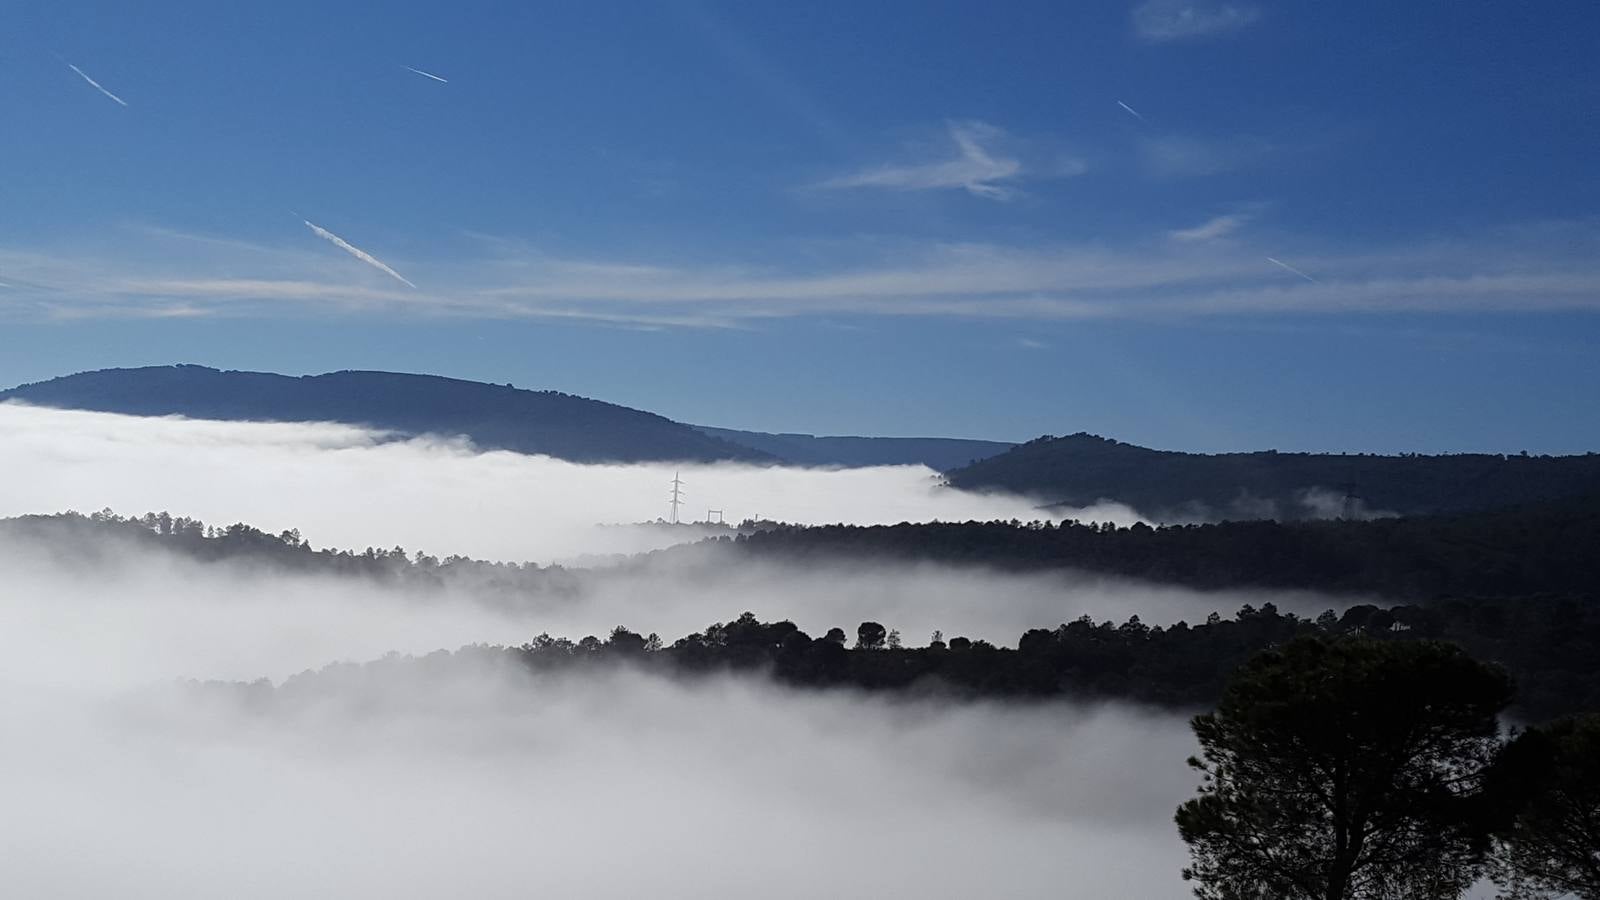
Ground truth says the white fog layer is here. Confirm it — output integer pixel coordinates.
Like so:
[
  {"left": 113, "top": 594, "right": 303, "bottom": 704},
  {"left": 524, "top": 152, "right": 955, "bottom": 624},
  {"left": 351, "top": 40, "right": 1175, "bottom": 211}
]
[
  {"left": 4, "top": 667, "right": 1198, "bottom": 898},
  {"left": 0, "top": 401, "right": 1353, "bottom": 898},
  {"left": 0, "top": 530, "right": 1222, "bottom": 896},
  {"left": 0, "top": 402, "right": 1142, "bottom": 562}
]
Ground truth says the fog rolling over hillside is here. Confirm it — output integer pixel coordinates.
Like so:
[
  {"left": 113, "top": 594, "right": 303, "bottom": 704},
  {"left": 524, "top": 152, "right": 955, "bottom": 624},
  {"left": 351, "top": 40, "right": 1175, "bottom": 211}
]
[
  {"left": 0, "top": 513, "right": 1353, "bottom": 681},
  {"left": 695, "top": 424, "right": 1016, "bottom": 471},
  {"left": 948, "top": 433, "right": 1600, "bottom": 521},
  {"left": 0, "top": 503, "right": 1259, "bottom": 898},
  {"left": 0, "top": 365, "right": 769, "bottom": 464},
  {"left": 0, "top": 365, "right": 1020, "bottom": 470},
  {"left": 7, "top": 668, "right": 1195, "bottom": 898},
  {"left": 0, "top": 403, "right": 1126, "bottom": 563}
]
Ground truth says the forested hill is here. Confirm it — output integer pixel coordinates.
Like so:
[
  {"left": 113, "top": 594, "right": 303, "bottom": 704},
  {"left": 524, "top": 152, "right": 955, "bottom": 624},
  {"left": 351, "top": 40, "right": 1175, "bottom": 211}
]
[
  {"left": 0, "top": 366, "right": 769, "bottom": 464},
  {"left": 6, "top": 502, "right": 1597, "bottom": 718},
  {"left": 707, "top": 496, "right": 1600, "bottom": 601},
  {"left": 695, "top": 425, "right": 1014, "bottom": 472},
  {"left": 946, "top": 432, "right": 1600, "bottom": 520}
]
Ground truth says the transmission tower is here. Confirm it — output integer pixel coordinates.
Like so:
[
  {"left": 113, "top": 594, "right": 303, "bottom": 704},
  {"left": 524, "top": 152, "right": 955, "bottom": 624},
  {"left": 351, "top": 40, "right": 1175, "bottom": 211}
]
[
  {"left": 668, "top": 471, "right": 686, "bottom": 524},
  {"left": 1337, "top": 481, "right": 1359, "bottom": 520}
]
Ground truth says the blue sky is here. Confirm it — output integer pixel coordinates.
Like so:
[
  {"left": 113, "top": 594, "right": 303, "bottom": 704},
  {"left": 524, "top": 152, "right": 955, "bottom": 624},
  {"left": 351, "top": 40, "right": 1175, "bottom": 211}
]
[{"left": 2, "top": 1, "right": 1597, "bottom": 451}]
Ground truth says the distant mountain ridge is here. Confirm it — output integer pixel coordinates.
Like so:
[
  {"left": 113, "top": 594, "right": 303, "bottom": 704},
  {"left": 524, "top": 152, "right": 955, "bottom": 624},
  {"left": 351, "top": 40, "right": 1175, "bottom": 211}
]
[
  {"left": 694, "top": 425, "right": 1013, "bottom": 472},
  {"left": 0, "top": 365, "right": 1018, "bottom": 469},
  {"left": 946, "top": 432, "right": 1600, "bottom": 520},
  {"left": 0, "top": 365, "right": 769, "bottom": 464}
]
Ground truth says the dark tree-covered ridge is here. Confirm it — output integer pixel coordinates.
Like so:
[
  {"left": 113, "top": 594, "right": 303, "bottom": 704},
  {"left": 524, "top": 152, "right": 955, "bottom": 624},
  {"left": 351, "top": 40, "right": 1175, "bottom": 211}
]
[
  {"left": 0, "top": 365, "right": 1014, "bottom": 469},
  {"left": 6, "top": 500, "right": 1598, "bottom": 720},
  {"left": 946, "top": 432, "right": 1600, "bottom": 520},
  {"left": 708, "top": 496, "right": 1600, "bottom": 600},
  {"left": 693, "top": 425, "right": 1015, "bottom": 472},
  {"left": 0, "top": 365, "right": 770, "bottom": 464}
]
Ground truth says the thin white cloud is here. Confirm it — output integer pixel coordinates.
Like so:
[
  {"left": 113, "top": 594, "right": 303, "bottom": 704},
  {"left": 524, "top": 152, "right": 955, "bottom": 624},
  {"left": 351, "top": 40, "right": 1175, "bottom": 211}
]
[
  {"left": 1117, "top": 100, "right": 1147, "bottom": 123},
  {"left": 301, "top": 220, "right": 418, "bottom": 289},
  {"left": 1140, "top": 134, "right": 1272, "bottom": 177},
  {"left": 402, "top": 65, "right": 449, "bottom": 84},
  {"left": 65, "top": 63, "right": 128, "bottom": 107},
  {"left": 815, "top": 121, "right": 1069, "bottom": 201},
  {"left": 1132, "top": 0, "right": 1261, "bottom": 42},
  {"left": 4, "top": 220, "right": 1598, "bottom": 324},
  {"left": 1017, "top": 337, "right": 1049, "bottom": 350},
  {"left": 1170, "top": 213, "right": 1248, "bottom": 242}
]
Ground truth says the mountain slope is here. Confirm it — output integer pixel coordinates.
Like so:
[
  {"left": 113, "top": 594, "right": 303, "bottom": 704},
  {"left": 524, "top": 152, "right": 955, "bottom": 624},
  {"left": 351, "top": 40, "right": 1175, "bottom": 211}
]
[
  {"left": 946, "top": 433, "right": 1600, "bottom": 520},
  {"left": 0, "top": 365, "right": 771, "bottom": 464},
  {"left": 695, "top": 425, "right": 1013, "bottom": 472}
]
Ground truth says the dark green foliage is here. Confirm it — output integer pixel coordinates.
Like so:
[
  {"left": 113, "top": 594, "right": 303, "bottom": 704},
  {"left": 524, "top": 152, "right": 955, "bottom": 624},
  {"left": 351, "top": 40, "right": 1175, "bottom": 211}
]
[
  {"left": 1487, "top": 715, "right": 1600, "bottom": 899},
  {"left": 856, "top": 621, "right": 887, "bottom": 649},
  {"left": 0, "top": 365, "right": 769, "bottom": 464},
  {"left": 718, "top": 497, "right": 1600, "bottom": 599},
  {"left": 946, "top": 432, "right": 1600, "bottom": 520},
  {"left": 693, "top": 425, "right": 1014, "bottom": 471},
  {"left": 7, "top": 504, "right": 1599, "bottom": 718},
  {"left": 1175, "top": 638, "right": 1514, "bottom": 900}
]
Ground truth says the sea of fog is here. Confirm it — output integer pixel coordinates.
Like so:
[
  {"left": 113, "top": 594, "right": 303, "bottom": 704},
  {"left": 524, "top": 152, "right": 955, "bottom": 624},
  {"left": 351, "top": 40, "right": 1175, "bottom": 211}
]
[
  {"left": 0, "top": 533, "right": 1209, "bottom": 897},
  {"left": 0, "top": 402, "right": 1143, "bottom": 562},
  {"left": 0, "top": 402, "right": 1367, "bottom": 897}
]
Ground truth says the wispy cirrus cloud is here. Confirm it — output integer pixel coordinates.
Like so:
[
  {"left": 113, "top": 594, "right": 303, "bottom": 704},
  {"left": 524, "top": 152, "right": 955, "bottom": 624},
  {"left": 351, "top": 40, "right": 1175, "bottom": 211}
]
[
  {"left": 1170, "top": 213, "right": 1250, "bottom": 242},
  {"left": 1131, "top": 0, "right": 1261, "bottom": 42},
  {"left": 1140, "top": 134, "right": 1273, "bottom": 177},
  {"left": 2, "top": 220, "right": 1597, "bottom": 326},
  {"left": 814, "top": 121, "right": 1082, "bottom": 201}
]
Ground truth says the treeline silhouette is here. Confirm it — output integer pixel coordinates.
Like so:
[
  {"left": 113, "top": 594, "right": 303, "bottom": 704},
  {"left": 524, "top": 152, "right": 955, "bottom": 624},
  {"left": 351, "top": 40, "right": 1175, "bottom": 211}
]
[
  {"left": 946, "top": 431, "right": 1600, "bottom": 520},
  {"left": 711, "top": 496, "right": 1600, "bottom": 598},
  {"left": 186, "top": 600, "right": 1596, "bottom": 721},
  {"left": 9, "top": 500, "right": 1598, "bottom": 720},
  {"left": 193, "top": 621, "right": 1600, "bottom": 899}
]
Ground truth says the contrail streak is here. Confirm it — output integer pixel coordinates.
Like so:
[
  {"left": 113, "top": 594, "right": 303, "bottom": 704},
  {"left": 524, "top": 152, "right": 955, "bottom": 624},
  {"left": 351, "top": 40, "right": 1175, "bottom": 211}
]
[
  {"left": 66, "top": 63, "right": 128, "bottom": 106},
  {"left": 1266, "top": 256, "right": 1318, "bottom": 283},
  {"left": 301, "top": 219, "right": 417, "bottom": 288},
  {"left": 403, "top": 65, "right": 449, "bottom": 83},
  {"left": 1116, "top": 100, "right": 1146, "bottom": 122}
]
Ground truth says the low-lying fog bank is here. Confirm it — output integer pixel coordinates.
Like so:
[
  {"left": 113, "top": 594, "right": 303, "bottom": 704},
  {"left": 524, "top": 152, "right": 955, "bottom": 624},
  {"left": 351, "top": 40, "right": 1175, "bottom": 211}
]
[
  {"left": 0, "top": 403, "right": 1142, "bottom": 562},
  {"left": 3, "top": 660, "right": 1199, "bottom": 898},
  {"left": 0, "top": 402, "right": 1376, "bottom": 899},
  {"left": 0, "top": 525, "right": 1358, "bottom": 686}
]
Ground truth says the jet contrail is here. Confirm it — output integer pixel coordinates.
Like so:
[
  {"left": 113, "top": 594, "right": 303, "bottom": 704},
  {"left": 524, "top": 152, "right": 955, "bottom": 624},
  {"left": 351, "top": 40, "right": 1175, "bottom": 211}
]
[
  {"left": 301, "top": 219, "right": 417, "bottom": 288},
  {"left": 66, "top": 62, "right": 128, "bottom": 106},
  {"left": 403, "top": 65, "right": 448, "bottom": 83},
  {"left": 1266, "top": 256, "right": 1318, "bottom": 283},
  {"left": 1116, "top": 100, "right": 1146, "bottom": 122}
]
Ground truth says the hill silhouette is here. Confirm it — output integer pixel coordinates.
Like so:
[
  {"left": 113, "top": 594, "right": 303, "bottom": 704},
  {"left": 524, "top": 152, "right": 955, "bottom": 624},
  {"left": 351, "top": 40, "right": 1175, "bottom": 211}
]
[
  {"left": 695, "top": 425, "right": 1013, "bottom": 472},
  {"left": 946, "top": 432, "right": 1600, "bottom": 520},
  {"left": 0, "top": 365, "right": 770, "bottom": 464}
]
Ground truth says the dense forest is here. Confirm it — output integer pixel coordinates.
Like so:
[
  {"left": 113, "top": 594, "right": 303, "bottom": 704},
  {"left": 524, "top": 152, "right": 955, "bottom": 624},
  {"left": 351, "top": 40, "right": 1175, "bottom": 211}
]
[
  {"left": 946, "top": 432, "right": 1600, "bottom": 520},
  {"left": 709, "top": 496, "right": 1600, "bottom": 599},
  {"left": 192, "top": 594, "right": 1591, "bottom": 722},
  {"left": 10, "top": 498, "right": 1598, "bottom": 721}
]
